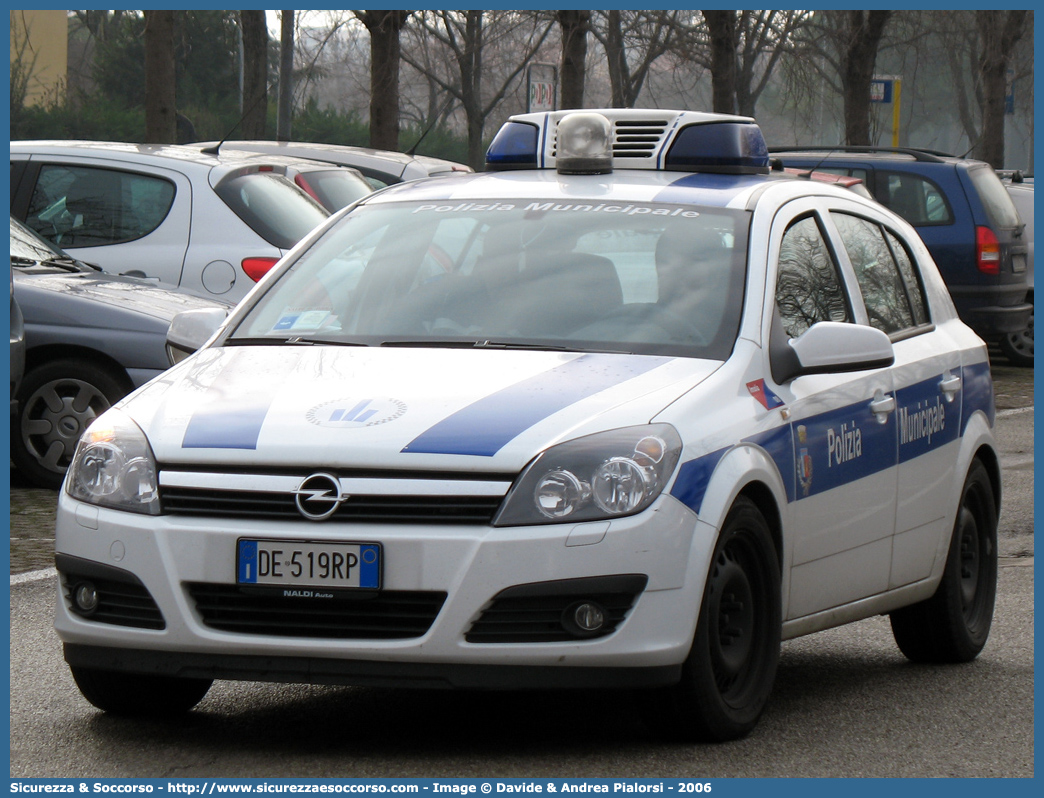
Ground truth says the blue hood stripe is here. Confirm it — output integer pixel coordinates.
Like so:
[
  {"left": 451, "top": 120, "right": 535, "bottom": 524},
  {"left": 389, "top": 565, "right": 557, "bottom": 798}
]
[
  {"left": 402, "top": 354, "right": 672, "bottom": 457},
  {"left": 182, "top": 352, "right": 299, "bottom": 450}
]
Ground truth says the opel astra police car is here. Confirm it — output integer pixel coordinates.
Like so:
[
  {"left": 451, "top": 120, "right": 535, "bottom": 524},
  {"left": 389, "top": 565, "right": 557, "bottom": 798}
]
[{"left": 55, "top": 110, "right": 999, "bottom": 742}]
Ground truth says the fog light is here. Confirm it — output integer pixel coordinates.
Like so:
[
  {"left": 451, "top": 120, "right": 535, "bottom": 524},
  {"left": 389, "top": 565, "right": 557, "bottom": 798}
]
[
  {"left": 568, "top": 601, "right": 606, "bottom": 634},
  {"left": 74, "top": 582, "right": 100, "bottom": 613}
]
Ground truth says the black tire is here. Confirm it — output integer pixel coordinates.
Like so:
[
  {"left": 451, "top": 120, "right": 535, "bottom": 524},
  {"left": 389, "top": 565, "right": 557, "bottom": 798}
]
[
  {"left": 890, "top": 459, "right": 998, "bottom": 663},
  {"left": 11, "top": 358, "right": 130, "bottom": 489},
  {"left": 649, "top": 497, "right": 781, "bottom": 742},
  {"left": 1000, "top": 299, "right": 1033, "bottom": 367},
  {"left": 70, "top": 666, "right": 213, "bottom": 716}
]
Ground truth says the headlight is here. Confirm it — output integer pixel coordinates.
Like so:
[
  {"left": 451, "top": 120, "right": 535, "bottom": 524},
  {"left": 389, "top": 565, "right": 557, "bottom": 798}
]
[
  {"left": 65, "top": 408, "right": 160, "bottom": 515},
  {"left": 494, "top": 424, "right": 682, "bottom": 527}
]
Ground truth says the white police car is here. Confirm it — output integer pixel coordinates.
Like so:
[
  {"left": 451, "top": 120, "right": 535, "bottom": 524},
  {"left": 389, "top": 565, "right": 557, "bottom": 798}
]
[{"left": 55, "top": 110, "right": 999, "bottom": 742}]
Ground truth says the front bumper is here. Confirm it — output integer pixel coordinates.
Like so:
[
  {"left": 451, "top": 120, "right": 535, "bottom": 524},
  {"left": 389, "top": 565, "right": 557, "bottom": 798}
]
[{"left": 54, "top": 492, "right": 711, "bottom": 687}]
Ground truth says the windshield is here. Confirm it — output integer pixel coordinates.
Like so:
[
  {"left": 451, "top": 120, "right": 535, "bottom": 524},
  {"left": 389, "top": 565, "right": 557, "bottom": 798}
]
[
  {"left": 229, "top": 199, "right": 751, "bottom": 359},
  {"left": 10, "top": 216, "right": 89, "bottom": 272}
]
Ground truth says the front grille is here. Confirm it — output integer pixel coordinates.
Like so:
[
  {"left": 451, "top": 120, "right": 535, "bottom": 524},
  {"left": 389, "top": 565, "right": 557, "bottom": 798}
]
[
  {"left": 160, "top": 487, "right": 503, "bottom": 524},
  {"left": 187, "top": 583, "right": 447, "bottom": 639},
  {"left": 466, "top": 574, "right": 647, "bottom": 643},
  {"left": 550, "top": 118, "right": 670, "bottom": 160},
  {"left": 612, "top": 119, "right": 670, "bottom": 158},
  {"left": 60, "top": 570, "right": 165, "bottom": 630}
]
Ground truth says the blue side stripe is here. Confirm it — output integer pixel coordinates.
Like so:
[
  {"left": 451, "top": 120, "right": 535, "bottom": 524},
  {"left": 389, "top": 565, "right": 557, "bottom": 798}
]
[
  {"left": 402, "top": 354, "right": 672, "bottom": 457},
  {"left": 670, "top": 370, "right": 981, "bottom": 515}
]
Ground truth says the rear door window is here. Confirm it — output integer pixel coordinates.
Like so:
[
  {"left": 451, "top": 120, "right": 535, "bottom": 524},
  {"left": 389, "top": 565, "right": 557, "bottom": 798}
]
[{"left": 880, "top": 171, "right": 952, "bottom": 225}]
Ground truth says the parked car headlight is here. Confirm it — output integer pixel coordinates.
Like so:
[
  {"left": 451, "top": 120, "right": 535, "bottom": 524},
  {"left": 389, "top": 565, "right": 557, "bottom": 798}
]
[
  {"left": 494, "top": 424, "right": 682, "bottom": 526},
  {"left": 65, "top": 409, "right": 160, "bottom": 515}
]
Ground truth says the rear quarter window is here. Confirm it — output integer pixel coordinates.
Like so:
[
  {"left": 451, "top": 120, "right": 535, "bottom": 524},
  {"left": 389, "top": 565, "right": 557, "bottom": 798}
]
[{"left": 967, "top": 165, "right": 1022, "bottom": 230}]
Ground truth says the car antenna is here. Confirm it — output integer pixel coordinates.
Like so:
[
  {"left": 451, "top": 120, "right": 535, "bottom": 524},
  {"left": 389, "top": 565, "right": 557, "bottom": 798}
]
[
  {"left": 200, "top": 93, "right": 267, "bottom": 155},
  {"left": 798, "top": 146, "right": 841, "bottom": 179}
]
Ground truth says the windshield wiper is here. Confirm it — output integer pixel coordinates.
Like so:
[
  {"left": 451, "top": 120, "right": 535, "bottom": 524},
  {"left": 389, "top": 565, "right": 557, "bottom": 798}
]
[
  {"left": 226, "top": 336, "right": 367, "bottom": 347},
  {"left": 380, "top": 339, "right": 577, "bottom": 351},
  {"left": 11, "top": 255, "right": 84, "bottom": 273}
]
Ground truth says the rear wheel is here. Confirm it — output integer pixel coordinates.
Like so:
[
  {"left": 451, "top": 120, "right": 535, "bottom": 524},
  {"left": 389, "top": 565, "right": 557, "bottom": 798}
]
[
  {"left": 890, "top": 459, "right": 997, "bottom": 662},
  {"left": 1000, "top": 299, "right": 1033, "bottom": 367},
  {"left": 649, "top": 497, "right": 781, "bottom": 742},
  {"left": 70, "top": 666, "right": 213, "bottom": 716}
]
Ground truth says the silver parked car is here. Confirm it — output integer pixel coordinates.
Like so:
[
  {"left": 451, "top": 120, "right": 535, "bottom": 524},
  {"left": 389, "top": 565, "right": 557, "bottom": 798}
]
[
  {"left": 194, "top": 139, "right": 472, "bottom": 189},
  {"left": 10, "top": 141, "right": 337, "bottom": 302},
  {"left": 10, "top": 217, "right": 229, "bottom": 487}
]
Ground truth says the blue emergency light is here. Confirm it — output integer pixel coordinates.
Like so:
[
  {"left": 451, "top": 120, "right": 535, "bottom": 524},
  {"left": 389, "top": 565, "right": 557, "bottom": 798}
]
[{"left": 486, "top": 109, "right": 771, "bottom": 176}]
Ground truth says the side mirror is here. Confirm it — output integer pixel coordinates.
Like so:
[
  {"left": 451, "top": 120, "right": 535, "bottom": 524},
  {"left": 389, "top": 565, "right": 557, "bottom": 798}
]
[
  {"left": 773, "top": 321, "right": 894, "bottom": 383},
  {"left": 166, "top": 307, "right": 228, "bottom": 365}
]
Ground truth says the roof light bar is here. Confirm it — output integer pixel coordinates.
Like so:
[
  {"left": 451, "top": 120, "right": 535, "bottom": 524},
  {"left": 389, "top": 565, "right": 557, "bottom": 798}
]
[{"left": 486, "top": 109, "right": 771, "bottom": 176}]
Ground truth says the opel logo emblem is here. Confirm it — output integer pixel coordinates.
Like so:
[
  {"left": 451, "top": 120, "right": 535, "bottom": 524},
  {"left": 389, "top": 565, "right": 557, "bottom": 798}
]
[{"left": 294, "top": 473, "right": 347, "bottom": 521}]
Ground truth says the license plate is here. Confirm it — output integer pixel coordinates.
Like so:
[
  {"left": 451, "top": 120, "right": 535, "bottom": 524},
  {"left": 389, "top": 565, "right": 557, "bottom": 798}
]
[
  {"left": 1012, "top": 254, "right": 1027, "bottom": 273},
  {"left": 237, "top": 539, "right": 381, "bottom": 589}
]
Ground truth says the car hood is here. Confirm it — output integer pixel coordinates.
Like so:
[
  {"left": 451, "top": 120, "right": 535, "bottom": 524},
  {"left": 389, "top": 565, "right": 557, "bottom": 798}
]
[
  {"left": 125, "top": 346, "right": 719, "bottom": 472},
  {"left": 13, "top": 271, "right": 225, "bottom": 328}
]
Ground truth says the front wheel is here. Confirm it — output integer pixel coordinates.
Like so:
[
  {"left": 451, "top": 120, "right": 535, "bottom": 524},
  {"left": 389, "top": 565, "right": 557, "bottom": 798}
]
[
  {"left": 70, "top": 666, "right": 213, "bottom": 716},
  {"left": 648, "top": 497, "right": 781, "bottom": 742},
  {"left": 890, "top": 459, "right": 998, "bottom": 663},
  {"left": 12, "top": 358, "right": 130, "bottom": 488}
]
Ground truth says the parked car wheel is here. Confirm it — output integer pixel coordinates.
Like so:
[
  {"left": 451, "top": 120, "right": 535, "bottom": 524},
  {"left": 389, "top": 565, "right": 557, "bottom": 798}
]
[
  {"left": 12, "top": 358, "right": 130, "bottom": 488},
  {"left": 1000, "top": 298, "right": 1033, "bottom": 366},
  {"left": 890, "top": 459, "right": 998, "bottom": 663},
  {"left": 70, "top": 666, "right": 212, "bottom": 715},
  {"left": 650, "top": 497, "right": 781, "bottom": 742}
]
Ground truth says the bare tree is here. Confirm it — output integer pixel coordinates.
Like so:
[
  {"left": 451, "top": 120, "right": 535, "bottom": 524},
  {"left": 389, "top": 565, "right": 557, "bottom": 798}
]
[
  {"left": 144, "top": 10, "right": 176, "bottom": 143},
  {"left": 593, "top": 10, "right": 677, "bottom": 108},
  {"left": 356, "top": 10, "right": 411, "bottom": 151},
  {"left": 402, "top": 11, "right": 554, "bottom": 169},
  {"left": 557, "top": 10, "right": 590, "bottom": 110},
  {"left": 785, "top": 11, "right": 892, "bottom": 146},
  {"left": 239, "top": 10, "right": 268, "bottom": 139},
  {"left": 975, "top": 10, "right": 1030, "bottom": 167}
]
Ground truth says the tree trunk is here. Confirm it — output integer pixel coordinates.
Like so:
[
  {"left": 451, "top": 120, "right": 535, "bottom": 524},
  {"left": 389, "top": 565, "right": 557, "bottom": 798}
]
[
  {"left": 703, "top": 11, "right": 738, "bottom": 115},
  {"left": 557, "top": 11, "right": 590, "bottom": 110},
  {"left": 840, "top": 10, "right": 891, "bottom": 146},
  {"left": 604, "top": 10, "right": 627, "bottom": 108},
  {"left": 239, "top": 10, "right": 268, "bottom": 139},
  {"left": 359, "top": 10, "right": 410, "bottom": 151},
  {"left": 975, "top": 10, "right": 1029, "bottom": 168},
  {"left": 277, "top": 10, "right": 294, "bottom": 141},
  {"left": 143, "top": 10, "right": 176, "bottom": 143}
]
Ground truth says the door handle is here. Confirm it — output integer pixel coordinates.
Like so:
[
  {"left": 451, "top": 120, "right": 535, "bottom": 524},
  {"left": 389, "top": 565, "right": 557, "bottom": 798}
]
[
  {"left": 870, "top": 392, "right": 896, "bottom": 421},
  {"left": 940, "top": 373, "right": 961, "bottom": 401}
]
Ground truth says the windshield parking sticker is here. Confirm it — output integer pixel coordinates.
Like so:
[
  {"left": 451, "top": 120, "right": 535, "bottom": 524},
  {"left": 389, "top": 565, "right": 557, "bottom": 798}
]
[
  {"left": 273, "top": 310, "right": 331, "bottom": 332},
  {"left": 307, "top": 397, "right": 407, "bottom": 428}
]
